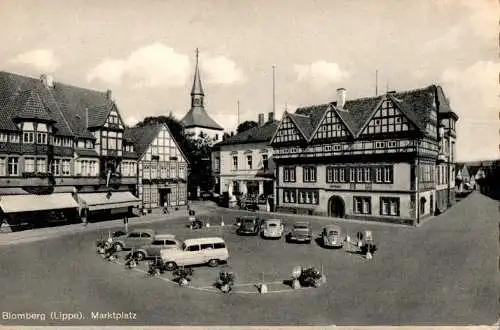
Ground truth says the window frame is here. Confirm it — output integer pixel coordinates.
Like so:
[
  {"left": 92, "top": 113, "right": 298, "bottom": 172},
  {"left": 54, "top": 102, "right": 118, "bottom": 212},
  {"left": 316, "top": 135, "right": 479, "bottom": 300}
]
[{"left": 353, "top": 196, "right": 371, "bottom": 214}]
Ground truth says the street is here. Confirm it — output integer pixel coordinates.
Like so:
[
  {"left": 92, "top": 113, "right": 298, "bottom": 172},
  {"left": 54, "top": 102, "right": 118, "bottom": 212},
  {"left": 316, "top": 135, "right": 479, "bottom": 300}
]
[{"left": 0, "top": 191, "right": 498, "bottom": 326}]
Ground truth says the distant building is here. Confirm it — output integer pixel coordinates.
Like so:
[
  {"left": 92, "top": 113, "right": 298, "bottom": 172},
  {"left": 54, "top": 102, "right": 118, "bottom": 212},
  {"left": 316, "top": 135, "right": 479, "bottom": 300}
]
[
  {"left": 211, "top": 112, "right": 278, "bottom": 202},
  {"left": 455, "top": 163, "right": 470, "bottom": 191},
  {"left": 0, "top": 71, "right": 140, "bottom": 228},
  {"left": 180, "top": 49, "right": 224, "bottom": 144},
  {"left": 124, "top": 124, "right": 189, "bottom": 210},
  {"left": 270, "top": 85, "right": 458, "bottom": 225}
]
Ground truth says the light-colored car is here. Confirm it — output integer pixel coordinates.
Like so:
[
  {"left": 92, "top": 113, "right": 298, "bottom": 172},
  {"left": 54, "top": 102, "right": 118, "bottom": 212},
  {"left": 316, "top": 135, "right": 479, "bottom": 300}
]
[
  {"left": 321, "top": 225, "right": 344, "bottom": 248},
  {"left": 133, "top": 234, "right": 182, "bottom": 260},
  {"left": 113, "top": 229, "right": 156, "bottom": 251},
  {"left": 261, "top": 219, "right": 284, "bottom": 239},
  {"left": 160, "top": 237, "right": 229, "bottom": 271}
]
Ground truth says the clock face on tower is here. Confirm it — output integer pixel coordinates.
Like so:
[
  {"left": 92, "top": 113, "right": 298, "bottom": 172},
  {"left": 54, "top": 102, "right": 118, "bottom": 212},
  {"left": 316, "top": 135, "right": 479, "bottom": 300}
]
[{"left": 194, "top": 98, "right": 202, "bottom": 106}]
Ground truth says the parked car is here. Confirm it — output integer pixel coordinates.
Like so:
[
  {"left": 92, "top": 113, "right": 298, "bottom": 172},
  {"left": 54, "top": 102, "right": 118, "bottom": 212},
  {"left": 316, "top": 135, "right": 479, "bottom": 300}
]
[
  {"left": 236, "top": 216, "right": 262, "bottom": 235},
  {"left": 261, "top": 218, "right": 284, "bottom": 239},
  {"left": 113, "top": 229, "right": 156, "bottom": 251},
  {"left": 133, "top": 234, "right": 182, "bottom": 260},
  {"left": 286, "top": 221, "right": 312, "bottom": 244},
  {"left": 160, "top": 237, "right": 229, "bottom": 270},
  {"left": 321, "top": 225, "right": 344, "bottom": 248}
]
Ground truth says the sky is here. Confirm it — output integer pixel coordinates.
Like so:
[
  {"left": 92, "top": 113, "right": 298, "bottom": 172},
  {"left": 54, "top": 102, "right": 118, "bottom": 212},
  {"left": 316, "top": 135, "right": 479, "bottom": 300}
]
[{"left": 0, "top": 0, "right": 498, "bottom": 162}]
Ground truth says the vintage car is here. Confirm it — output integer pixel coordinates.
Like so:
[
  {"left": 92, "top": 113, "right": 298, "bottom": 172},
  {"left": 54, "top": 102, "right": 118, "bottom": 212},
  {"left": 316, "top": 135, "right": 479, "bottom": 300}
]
[
  {"left": 236, "top": 216, "right": 262, "bottom": 236},
  {"left": 161, "top": 237, "right": 229, "bottom": 270},
  {"left": 261, "top": 218, "right": 284, "bottom": 239},
  {"left": 112, "top": 229, "right": 156, "bottom": 251},
  {"left": 321, "top": 225, "right": 344, "bottom": 248},
  {"left": 286, "top": 221, "right": 312, "bottom": 244},
  {"left": 133, "top": 234, "right": 182, "bottom": 260}
]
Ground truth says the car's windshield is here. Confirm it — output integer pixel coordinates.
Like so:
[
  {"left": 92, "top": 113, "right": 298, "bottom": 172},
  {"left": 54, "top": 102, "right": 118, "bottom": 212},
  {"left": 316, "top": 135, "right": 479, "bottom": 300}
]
[
  {"left": 268, "top": 223, "right": 277, "bottom": 227},
  {"left": 295, "top": 225, "right": 308, "bottom": 229}
]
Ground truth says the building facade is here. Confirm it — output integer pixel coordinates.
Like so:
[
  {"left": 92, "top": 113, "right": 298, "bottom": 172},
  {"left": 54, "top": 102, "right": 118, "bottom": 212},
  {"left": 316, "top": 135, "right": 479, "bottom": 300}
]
[
  {"left": 211, "top": 113, "right": 278, "bottom": 202},
  {"left": 0, "top": 71, "right": 140, "bottom": 229},
  {"left": 124, "top": 124, "right": 188, "bottom": 211},
  {"left": 180, "top": 49, "right": 224, "bottom": 144},
  {"left": 270, "top": 85, "right": 458, "bottom": 225}
]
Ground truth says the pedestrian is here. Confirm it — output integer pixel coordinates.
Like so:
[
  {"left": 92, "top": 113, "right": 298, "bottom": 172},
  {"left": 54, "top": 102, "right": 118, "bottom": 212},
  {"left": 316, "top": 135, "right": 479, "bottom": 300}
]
[
  {"left": 163, "top": 201, "right": 169, "bottom": 215},
  {"left": 124, "top": 215, "right": 129, "bottom": 233},
  {"left": 81, "top": 208, "right": 88, "bottom": 227}
]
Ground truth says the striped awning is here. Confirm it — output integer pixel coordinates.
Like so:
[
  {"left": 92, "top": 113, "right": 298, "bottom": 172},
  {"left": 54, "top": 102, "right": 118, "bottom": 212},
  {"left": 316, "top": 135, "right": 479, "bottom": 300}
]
[
  {"left": 0, "top": 193, "right": 78, "bottom": 213},
  {"left": 78, "top": 191, "right": 140, "bottom": 211}
]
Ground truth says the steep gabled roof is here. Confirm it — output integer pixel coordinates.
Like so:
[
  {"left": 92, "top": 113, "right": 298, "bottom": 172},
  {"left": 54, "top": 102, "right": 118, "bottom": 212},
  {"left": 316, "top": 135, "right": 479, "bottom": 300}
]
[
  {"left": 124, "top": 123, "right": 189, "bottom": 164},
  {"left": 215, "top": 120, "right": 279, "bottom": 146},
  {"left": 181, "top": 108, "right": 224, "bottom": 130},
  {"left": 0, "top": 71, "right": 112, "bottom": 138},
  {"left": 287, "top": 85, "right": 453, "bottom": 141}
]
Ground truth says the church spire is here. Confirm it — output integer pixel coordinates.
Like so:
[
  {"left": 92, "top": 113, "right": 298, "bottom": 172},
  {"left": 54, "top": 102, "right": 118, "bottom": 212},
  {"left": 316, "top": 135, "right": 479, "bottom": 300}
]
[{"left": 191, "top": 48, "right": 204, "bottom": 97}]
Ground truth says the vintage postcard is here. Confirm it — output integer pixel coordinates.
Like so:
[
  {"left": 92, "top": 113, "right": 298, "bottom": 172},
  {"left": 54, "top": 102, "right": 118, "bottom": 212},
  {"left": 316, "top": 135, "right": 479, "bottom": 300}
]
[{"left": 0, "top": 0, "right": 498, "bottom": 329}]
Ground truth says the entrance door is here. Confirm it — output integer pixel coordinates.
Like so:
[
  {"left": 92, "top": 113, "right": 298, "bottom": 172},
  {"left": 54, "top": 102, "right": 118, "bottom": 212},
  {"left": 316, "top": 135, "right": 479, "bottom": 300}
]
[
  {"left": 430, "top": 195, "right": 434, "bottom": 215},
  {"left": 328, "top": 196, "right": 345, "bottom": 218},
  {"left": 159, "top": 188, "right": 171, "bottom": 207}
]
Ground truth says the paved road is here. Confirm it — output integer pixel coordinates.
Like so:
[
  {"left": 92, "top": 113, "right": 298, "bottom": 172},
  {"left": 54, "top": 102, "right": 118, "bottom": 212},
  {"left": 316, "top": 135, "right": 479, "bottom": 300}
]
[{"left": 0, "top": 192, "right": 497, "bottom": 326}]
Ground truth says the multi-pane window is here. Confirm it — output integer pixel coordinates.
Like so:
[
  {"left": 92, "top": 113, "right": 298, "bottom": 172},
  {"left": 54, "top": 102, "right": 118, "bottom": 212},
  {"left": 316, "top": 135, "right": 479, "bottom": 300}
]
[
  {"left": 349, "top": 168, "right": 356, "bottom": 182},
  {"left": 262, "top": 154, "right": 268, "bottom": 170},
  {"left": 339, "top": 168, "right": 346, "bottom": 182},
  {"left": 283, "top": 167, "right": 296, "bottom": 182},
  {"left": 303, "top": 166, "right": 316, "bottom": 182},
  {"left": 36, "top": 132, "right": 47, "bottom": 144},
  {"left": 326, "top": 167, "right": 341, "bottom": 183},
  {"left": 24, "top": 158, "right": 35, "bottom": 172},
  {"left": 232, "top": 156, "right": 238, "bottom": 170},
  {"left": 375, "top": 141, "right": 386, "bottom": 149},
  {"left": 170, "top": 164, "right": 177, "bottom": 178},
  {"left": 247, "top": 155, "right": 252, "bottom": 170},
  {"left": 52, "top": 159, "right": 61, "bottom": 176},
  {"left": 383, "top": 167, "right": 393, "bottom": 183},
  {"left": 0, "top": 133, "right": 8, "bottom": 142},
  {"left": 364, "top": 168, "right": 371, "bottom": 182},
  {"left": 375, "top": 168, "right": 383, "bottom": 183},
  {"left": 356, "top": 168, "right": 363, "bottom": 182},
  {"left": 298, "top": 190, "right": 319, "bottom": 204},
  {"left": 380, "top": 197, "right": 400, "bottom": 216},
  {"left": 159, "top": 164, "right": 168, "bottom": 178},
  {"left": 353, "top": 196, "right": 371, "bottom": 214},
  {"left": 150, "top": 164, "right": 158, "bottom": 178},
  {"left": 214, "top": 157, "right": 221, "bottom": 171},
  {"left": 143, "top": 164, "right": 151, "bottom": 179},
  {"left": 0, "top": 158, "right": 5, "bottom": 176},
  {"left": 23, "top": 132, "right": 34, "bottom": 143},
  {"left": 62, "top": 159, "right": 71, "bottom": 176},
  {"left": 10, "top": 134, "right": 20, "bottom": 143},
  {"left": 363, "top": 100, "right": 411, "bottom": 135},
  {"left": 8, "top": 157, "right": 19, "bottom": 176},
  {"left": 178, "top": 165, "right": 185, "bottom": 179},
  {"left": 36, "top": 158, "right": 46, "bottom": 173},
  {"left": 283, "top": 189, "right": 296, "bottom": 203}
]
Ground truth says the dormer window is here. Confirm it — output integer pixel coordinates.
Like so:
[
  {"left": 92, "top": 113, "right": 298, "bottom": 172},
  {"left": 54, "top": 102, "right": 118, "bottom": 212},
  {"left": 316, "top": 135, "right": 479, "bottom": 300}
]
[
  {"left": 333, "top": 144, "right": 342, "bottom": 151},
  {"left": 375, "top": 141, "right": 386, "bottom": 149}
]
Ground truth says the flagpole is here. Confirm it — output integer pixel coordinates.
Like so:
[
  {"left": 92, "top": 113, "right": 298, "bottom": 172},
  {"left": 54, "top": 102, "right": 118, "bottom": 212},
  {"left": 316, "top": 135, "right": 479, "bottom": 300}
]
[
  {"left": 272, "top": 65, "right": 276, "bottom": 119},
  {"left": 375, "top": 70, "right": 378, "bottom": 96}
]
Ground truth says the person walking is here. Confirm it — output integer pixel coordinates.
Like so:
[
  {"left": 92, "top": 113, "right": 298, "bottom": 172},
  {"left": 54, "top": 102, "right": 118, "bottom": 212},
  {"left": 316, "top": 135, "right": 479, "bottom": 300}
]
[{"left": 163, "top": 201, "right": 170, "bottom": 215}]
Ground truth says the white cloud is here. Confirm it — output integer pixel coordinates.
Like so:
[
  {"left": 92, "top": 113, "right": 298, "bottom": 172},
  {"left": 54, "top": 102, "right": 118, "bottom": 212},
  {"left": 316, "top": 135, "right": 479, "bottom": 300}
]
[
  {"left": 441, "top": 61, "right": 500, "bottom": 160},
  {"left": 294, "top": 61, "right": 349, "bottom": 89},
  {"left": 87, "top": 43, "right": 191, "bottom": 89},
  {"left": 10, "top": 49, "right": 60, "bottom": 72},
  {"left": 201, "top": 55, "right": 245, "bottom": 85},
  {"left": 87, "top": 44, "right": 245, "bottom": 89}
]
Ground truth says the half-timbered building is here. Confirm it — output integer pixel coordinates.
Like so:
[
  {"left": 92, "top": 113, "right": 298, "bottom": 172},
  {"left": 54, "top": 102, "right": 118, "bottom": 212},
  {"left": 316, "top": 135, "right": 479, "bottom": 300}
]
[
  {"left": 270, "top": 86, "right": 458, "bottom": 225},
  {"left": 124, "top": 124, "right": 189, "bottom": 211},
  {"left": 0, "top": 71, "right": 140, "bottom": 229}
]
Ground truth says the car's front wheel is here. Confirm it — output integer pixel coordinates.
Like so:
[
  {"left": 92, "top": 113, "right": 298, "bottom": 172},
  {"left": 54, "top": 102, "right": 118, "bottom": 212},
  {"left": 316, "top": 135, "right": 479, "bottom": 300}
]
[
  {"left": 165, "top": 261, "right": 177, "bottom": 271},
  {"left": 208, "top": 259, "right": 219, "bottom": 267},
  {"left": 135, "top": 251, "right": 146, "bottom": 261}
]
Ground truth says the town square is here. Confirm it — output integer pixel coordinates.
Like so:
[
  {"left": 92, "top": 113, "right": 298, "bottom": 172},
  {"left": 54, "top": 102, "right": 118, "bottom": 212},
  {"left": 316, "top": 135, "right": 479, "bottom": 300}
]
[{"left": 0, "top": 0, "right": 498, "bottom": 328}]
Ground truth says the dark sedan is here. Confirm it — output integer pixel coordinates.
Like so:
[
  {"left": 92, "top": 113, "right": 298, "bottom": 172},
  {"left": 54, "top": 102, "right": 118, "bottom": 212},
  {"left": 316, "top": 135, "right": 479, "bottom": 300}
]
[
  {"left": 286, "top": 221, "right": 312, "bottom": 244},
  {"left": 236, "top": 216, "right": 262, "bottom": 236}
]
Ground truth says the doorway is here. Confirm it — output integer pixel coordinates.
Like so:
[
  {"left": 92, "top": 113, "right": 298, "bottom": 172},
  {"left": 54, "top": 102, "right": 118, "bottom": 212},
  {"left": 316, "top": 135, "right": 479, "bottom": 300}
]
[
  {"left": 328, "top": 196, "right": 345, "bottom": 218},
  {"left": 420, "top": 197, "right": 426, "bottom": 215},
  {"left": 430, "top": 195, "right": 434, "bottom": 215},
  {"left": 159, "top": 188, "right": 171, "bottom": 207}
]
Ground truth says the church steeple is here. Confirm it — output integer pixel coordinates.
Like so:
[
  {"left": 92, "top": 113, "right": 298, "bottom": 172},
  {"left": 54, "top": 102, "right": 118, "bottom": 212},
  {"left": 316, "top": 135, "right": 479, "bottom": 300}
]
[{"left": 191, "top": 48, "right": 204, "bottom": 106}]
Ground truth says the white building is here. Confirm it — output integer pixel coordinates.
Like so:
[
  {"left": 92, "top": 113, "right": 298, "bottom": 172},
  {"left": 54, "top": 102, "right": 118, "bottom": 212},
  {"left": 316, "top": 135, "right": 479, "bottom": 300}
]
[
  {"left": 211, "top": 112, "right": 278, "bottom": 199},
  {"left": 181, "top": 49, "right": 224, "bottom": 144}
]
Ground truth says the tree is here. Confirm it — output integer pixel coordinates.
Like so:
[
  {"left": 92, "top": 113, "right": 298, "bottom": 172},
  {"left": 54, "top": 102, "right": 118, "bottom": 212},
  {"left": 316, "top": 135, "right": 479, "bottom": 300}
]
[{"left": 237, "top": 120, "right": 258, "bottom": 134}]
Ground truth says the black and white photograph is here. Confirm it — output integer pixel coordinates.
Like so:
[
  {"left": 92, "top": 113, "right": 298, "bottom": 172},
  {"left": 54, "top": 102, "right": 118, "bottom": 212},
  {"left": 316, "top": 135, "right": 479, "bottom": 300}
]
[{"left": 0, "top": 0, "right": 498, "bottom": 328}]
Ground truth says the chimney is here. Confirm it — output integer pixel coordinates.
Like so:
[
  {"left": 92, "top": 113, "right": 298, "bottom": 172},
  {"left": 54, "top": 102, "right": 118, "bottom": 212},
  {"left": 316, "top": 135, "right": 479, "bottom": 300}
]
[
  {"left": 267, "top": 112, "right": 274, "bottom": 123},
  {"left": 40, "top": 74, "right": 54, "bottom": 89},
  {"left": 258, "top": 113, "right": 265, "bottom": 126},
  {"left": 336, "top": 88, "right": 346, "bottom": 109},
  {"left": 106, "top": 89, "right": 112, "bottom": 100}
]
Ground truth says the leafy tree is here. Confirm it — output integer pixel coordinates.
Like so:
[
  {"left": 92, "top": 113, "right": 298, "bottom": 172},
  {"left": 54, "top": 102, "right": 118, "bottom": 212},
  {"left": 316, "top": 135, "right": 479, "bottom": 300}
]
[{"left": 237, "top": 120, "right": 258, "bottom": 134}]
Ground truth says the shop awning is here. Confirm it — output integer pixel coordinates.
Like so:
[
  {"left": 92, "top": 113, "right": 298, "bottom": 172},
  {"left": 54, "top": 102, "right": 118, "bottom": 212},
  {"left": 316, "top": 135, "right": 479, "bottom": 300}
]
[
  {"left": 79, "top": 191, "right": 141, "bottom": 211},
  {"left": 0, "top": 193, "right": 78, "bottom": 214}
]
